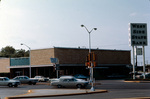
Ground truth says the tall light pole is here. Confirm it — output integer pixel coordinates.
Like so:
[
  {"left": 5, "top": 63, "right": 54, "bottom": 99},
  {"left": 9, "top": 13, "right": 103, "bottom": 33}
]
[
  {"left": 81, "top": 24, "right": 97, "bottom": 91},
  {"left": 21, "top": 43, "right": 31, "bottom": 78}
]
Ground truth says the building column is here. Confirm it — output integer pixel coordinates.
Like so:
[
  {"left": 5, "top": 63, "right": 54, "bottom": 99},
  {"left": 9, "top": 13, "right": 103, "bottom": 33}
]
[{"left": 36, "top": 68, "right": 38, "bottom": 75}]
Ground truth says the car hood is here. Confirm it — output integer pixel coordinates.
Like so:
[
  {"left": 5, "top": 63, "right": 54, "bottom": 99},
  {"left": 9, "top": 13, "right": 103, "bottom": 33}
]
[
  {"left": 76, "top": 79, "right": 88, "bottom": 82},
  {"left": 10, "top": 79, "right": 20, "bottom": 82}
]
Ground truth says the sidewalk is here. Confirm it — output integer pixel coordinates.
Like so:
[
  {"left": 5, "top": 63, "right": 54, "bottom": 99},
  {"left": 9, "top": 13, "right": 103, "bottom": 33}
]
[{"left": 5, "top": 89, "right": 108, "bottom": 99}]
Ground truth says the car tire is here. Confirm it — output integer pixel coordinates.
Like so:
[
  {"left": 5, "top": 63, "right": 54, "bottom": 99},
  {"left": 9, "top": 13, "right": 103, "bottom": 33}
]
[
  {"left": 76, "top": 84, "right": 82, "bottom": 88},
  {"left": 33, "top": 82, "right": 36, "bottom": 85},
  {"left": 8, "top": 83, "right": 13, "bottom": 87},
  {"left": 57, "top": 85, "right": 62, "bottom": 88}
]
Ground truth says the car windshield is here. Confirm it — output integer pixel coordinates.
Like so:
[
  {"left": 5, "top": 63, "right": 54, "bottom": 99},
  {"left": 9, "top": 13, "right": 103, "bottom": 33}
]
[
  {"left": 24, "top": 76, "right": 29, "bottom": 79},
  {"left": 4, "top": 77, "right": 9, "bottom": 81}
]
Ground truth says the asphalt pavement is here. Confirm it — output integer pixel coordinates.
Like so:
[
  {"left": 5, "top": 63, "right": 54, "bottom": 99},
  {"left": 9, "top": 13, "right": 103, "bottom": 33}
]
[
  {"left": 3, "top": 80, "right": 150, "bottom": 99},
  {"left": 5, "top": 89, "right": 107, "bottom": 99}
]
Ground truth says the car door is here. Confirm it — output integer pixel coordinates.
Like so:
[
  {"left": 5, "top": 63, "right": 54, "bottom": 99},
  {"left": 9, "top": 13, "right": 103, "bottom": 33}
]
[
  {"left": 22, "top": 77, "right": 29, "bottom": 84},
  {"left": 0, "top": 78, "right": 8, "bottom": 86},
  {"left": 64, "top": 78, "right": 75, "bottom": 87},
  {"left": 61, "top": 79, "right": 69, "bottom": 87},
  {"left": 18, "top": 77, "right": 27, "bottom": 84},
  {"left": 68, "top": 78, "right": 77, "bottom": 87}
]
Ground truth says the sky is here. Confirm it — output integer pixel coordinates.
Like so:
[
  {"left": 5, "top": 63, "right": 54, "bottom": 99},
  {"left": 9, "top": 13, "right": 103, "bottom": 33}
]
[{"left": 0, "top": 0, "right": 150, "bottom": 65}]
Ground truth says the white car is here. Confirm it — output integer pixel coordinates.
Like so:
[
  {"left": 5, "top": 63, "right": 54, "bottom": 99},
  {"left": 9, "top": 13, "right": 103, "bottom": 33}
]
[
  {"left": 50, "top": 76, "right": 89, "bottom": 88},
  {"left": 33, "top": 76, "right": 49, "bottom": 82},
  {"left": 0, "top": 77, "right": 20, "bottom": 87}
]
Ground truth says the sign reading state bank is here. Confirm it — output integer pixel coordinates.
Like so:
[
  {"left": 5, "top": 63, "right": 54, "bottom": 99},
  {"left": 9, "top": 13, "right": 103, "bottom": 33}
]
[{"left": 129, "top": 23, "right": 147, "bottom": 46}]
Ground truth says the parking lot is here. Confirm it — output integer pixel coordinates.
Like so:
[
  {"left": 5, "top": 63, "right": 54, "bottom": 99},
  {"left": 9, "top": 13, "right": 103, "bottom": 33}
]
[{"left": 1, "top": 80, "right": 150, "bottom": 99}]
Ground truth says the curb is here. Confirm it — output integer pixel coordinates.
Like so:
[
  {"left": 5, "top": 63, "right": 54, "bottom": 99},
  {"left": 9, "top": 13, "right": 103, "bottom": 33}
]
[
  {"left": 115, "top": 97, "right": 150, "bottom": 99},
  {"left": 124, "top": 81, "right": 150, "bottom": 83},
  {"left": 124, "top": 81, "right": 141, "bottom": 83},
  {"left": 5, "top": 89, "right": 108, "bottom": 99}
]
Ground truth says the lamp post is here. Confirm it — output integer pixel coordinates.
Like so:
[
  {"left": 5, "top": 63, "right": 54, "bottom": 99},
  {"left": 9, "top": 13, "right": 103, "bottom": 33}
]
[
  {"left": 21, "top": 43, "right": 31, "bottom": 78},
  {"left": 81, "top": 24, "right": 97, "bottom": 91}
]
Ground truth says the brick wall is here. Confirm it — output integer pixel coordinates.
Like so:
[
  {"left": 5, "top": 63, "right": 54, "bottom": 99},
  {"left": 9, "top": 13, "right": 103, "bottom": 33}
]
[
  {"left": 0, "top": 58, "right": 10, "bottom": 73},
  {"left": 94, "top": 50, "right": 131, "bottom": 64},
  {"left": 54, "top": 48, "right": 89, "bottom": 64},
  {"left": 54, "top": 47, "right": 131, "bottom": 65},
  {"left": 30, "top": 47, "right": 131, "bottom": 65},
  {"left": 31, "top": 48, "right": 54, "bottom": 65}
]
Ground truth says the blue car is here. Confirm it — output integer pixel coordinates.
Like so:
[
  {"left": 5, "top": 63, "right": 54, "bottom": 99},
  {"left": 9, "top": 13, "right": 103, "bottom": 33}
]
[{"left": 74, "top": 74, "right": 89, "bottom": 80}]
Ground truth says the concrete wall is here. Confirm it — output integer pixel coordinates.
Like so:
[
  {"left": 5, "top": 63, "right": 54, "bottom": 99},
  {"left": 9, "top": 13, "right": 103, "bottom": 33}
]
[{"left": 0, "top": 58, "right": 10, "bottom": 73}]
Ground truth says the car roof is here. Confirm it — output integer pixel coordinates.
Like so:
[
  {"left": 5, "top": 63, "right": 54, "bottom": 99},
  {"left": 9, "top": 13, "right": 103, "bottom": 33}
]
[
  {"left": 35, "top": 76, "right": 43, "bottom": 77},
  {"left": 60, "top": 76, "right": 75, "bottom": 79},
  {"left": 16, "top": 76, "right": 27, "bottom": 77},
  {"left": 15, "top": 76, "right": 28, "bottom": 77},
  {"left": 0, "top": 77, "right": 7, "bottom": 78}
]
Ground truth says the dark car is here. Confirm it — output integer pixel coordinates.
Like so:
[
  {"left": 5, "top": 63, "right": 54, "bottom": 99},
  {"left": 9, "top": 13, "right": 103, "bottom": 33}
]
[{"left": 13, "top": 76, "right": 38, "bottom": 85}]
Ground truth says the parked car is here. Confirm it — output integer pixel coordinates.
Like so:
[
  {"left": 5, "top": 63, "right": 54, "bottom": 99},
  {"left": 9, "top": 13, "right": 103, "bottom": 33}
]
[
  {"left": 74, "top": 74, "right": 89, "bottom": 80},
  {"left": 49, "top": 78, "right": 59, "bottom": 83},
  {"left": 13, "top": 76, "right": 38, "bottom": 85},
  {"left": 33, "top": 76, "right": 49, "bottom": 82},
  {"left": 0, "top": 77, "right": 20, "bottom": 87},
  {"left": 50, "top": 76, "right": 89, "bottom": 88},
  {"left": 136, "top": 73, "right": 150, "bottom": 79}
]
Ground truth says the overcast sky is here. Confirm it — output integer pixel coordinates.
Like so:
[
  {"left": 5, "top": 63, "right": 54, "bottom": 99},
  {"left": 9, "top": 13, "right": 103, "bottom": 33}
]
[{"left": 0, "top": 0, "right": 150, "bottom": 64}]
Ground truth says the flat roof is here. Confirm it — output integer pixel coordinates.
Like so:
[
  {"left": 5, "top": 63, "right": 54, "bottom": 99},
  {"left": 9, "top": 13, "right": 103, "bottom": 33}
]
[{"left": 31, "top": 46, "right": 131, "bottom": 52}]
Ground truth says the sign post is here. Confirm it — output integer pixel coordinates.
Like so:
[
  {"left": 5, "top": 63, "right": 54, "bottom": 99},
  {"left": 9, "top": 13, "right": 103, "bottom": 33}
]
[
  {"left": 132, "top": 46, "right": 136, "bottom": 79},
  {"left": 85, "top": 52, "right": 96, "bottom": 91},
  {"left": 50, "top": 58, "right": 59, "bottom": 78},
  {"left": 142, "top": 46, "right": 146, "bottom": 79},
  {"left": 129, "top": 23, "right": 148, "bottom": 79}
]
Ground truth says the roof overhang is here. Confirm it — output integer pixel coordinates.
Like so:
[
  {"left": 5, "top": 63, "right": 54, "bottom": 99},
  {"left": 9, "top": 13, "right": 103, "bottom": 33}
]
[{"left": 9, "top": 64, "right": 53, "bottom": 68}]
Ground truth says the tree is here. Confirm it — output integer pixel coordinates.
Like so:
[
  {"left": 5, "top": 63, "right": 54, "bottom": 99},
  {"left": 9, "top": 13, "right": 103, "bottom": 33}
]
[
  {"left": 15, "top": 49, "right": 29, "bottom": 57},
  {"left": 0, "top": 46, "right": 29, "bottom": 58},
  {"left": 0, "top": 46, "right": 15, "bottom": 58}
]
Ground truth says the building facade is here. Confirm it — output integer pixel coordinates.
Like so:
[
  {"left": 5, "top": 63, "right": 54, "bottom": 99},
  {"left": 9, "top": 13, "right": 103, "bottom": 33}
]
[
  {"left": 0, "top": 58, "right": 10, "bottom": 77},
  {"left": 1, "top": 47, "right": 131, "bottom": 79}
]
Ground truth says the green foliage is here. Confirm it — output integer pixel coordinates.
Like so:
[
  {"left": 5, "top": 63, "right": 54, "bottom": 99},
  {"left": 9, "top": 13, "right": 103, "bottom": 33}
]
[{"left": 0, "top": 46, "right": 29, "bottom": 58}]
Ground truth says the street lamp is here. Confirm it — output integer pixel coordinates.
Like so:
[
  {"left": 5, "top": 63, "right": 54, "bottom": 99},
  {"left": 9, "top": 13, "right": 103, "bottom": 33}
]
[
  {"left": 21, "top": 43, "right": 31, "bottom": 78},
  {"left": 81, "top": 25, "right": 97, "bottom": 53},
  {"left": 81, "top": 24, "right": 97, "bottom": 91}
]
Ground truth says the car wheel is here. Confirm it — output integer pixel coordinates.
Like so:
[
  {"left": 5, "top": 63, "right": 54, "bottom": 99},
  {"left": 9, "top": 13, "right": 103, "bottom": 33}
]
[
  {"left": 76, "top": 84, "right": 82, "bottom": 88},
  {"left": 8, "top": 83, "right": 13, "bottom": 87},
  {"left": 33, "top": 82, "right": 36, "bottom": 85},
  {"left": 57, "top": 85, "right": 62, "bottom": 88}
]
